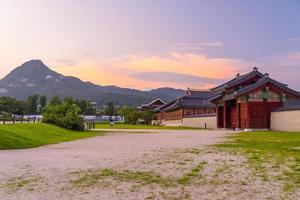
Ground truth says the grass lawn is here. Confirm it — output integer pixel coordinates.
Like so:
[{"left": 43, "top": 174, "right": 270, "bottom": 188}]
[
  {"left": 0, "top": 123, "right": 103, "bottom": 150},
  {"left": 218, "top": 131, "right": 300, "bottom": 192},
  {"left": 95, "top": 123, "right": 202, "bottom": 130}
]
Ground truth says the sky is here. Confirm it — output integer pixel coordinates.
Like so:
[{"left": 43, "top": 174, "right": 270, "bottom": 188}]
[{"left": 0, "top": 0, "right": 300, "bottom": 90}]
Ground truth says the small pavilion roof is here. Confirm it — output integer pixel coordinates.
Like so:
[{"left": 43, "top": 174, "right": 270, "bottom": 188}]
[
  {"left": 156, "top": 96, "right": 216, "bottom": 112},
  {"left": 138, "top": 98, "right": 166, "bottom": 110},
  {"left": 184, "top": 88, "right": 215, "bottom": 99},
  {"left": 154, "top": 88, "right": 216, "bottom": 112},
  {"left": 141, "top": 98, "right": 166, "bottom": 107}
]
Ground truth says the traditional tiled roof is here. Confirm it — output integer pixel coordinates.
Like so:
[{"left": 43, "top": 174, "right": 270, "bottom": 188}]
[
  {"left": 153, "top": 99, "right": 177, "bottom": 112},
  {"left": 184, "top": 88, "right": 215, "bottom": 99},
  {"left": 154, "top": 88, "right": 216, "bottom": 112},
  {"left": 138, "top": 98, "right": 166, "bottom": 110},
  {"left": 159, "top": 97, "right": 216, "bottom": 112},
  {"left": 207, "top": 93, "right": 223, "bottom": 102},
  {"left": 141, "top": 98, "right": 166, "bottom": 107},
  {"left": 273, "top": 100, "right": 300, "bottom": 112},
  {"left": 223, "top": 75, "right": 300, "bottom": 100},
  {"left": 211, "top": 67, "right": 264, "bottom": 92}
]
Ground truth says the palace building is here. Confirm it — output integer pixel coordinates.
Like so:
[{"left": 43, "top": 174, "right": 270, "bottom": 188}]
[
  {"left": 209, "top": 67, "right": 300, "bottom": 129},
  {"left": 153, "top": 88, "right": 216, "bottom": 126},
  {"left": 151, "top": 67, "right": 300, "bottom": 130}
]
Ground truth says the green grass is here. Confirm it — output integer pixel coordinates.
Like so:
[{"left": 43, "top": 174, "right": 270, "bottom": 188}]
[
  {"left": 0, "top": 123, "right": 103, "bottom": 150},
  {"left": 177, "top": 161, "right": 207, "bottom": 185},
  {"left": 72, "top": 168, "right": 175, "bottom": 188},
  {"left": 72, "top": 162, "right": 207, "bottom": 188},
  {"left": 218, "top": 131, "right": 300, "bottom": 192},
  {"left": 95, "top": 123, "right": 202, "bottom": 130},
  {"left": 3, "top": 176, "right": 42, "bottom": 193}
]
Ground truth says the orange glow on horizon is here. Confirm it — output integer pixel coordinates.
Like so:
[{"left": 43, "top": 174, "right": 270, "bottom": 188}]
[{"left": 51, "top": 52, "right": 249, "bottom": 90}]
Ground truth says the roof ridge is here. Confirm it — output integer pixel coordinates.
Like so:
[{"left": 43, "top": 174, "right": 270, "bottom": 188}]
[
  {"left": 211, "top": 68, "right": 265, "bottom": 90},
  {"left": 232, "top": 75, "right": 300, "bottom": 98},
  {"left": 187, "top": 88, "right": 211, "bottom": 92}
]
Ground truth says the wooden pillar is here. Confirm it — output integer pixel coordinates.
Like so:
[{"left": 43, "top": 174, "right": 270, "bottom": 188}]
[
  {"left": 217, "top": 106, "right": 222, "bottom": 128},
  {"left": 236, "top": 100, "right": 240, "bottom": 129},
  {"left": 223, "top": 101, "right": 227, "bottom": 128}
]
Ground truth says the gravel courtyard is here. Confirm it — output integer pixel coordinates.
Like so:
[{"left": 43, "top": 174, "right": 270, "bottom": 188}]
[{"left": 0, "top": 130, "right": 292, "bottom": 200}]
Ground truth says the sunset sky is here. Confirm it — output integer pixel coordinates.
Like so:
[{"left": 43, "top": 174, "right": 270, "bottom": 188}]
[{"left": 0, "top": 0, "right": 300, "bottom": 90}]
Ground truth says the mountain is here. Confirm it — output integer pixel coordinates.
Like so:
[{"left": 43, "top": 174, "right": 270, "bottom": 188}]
[{"left": 0, "top": 60, "right": 185, "bottom": 106}]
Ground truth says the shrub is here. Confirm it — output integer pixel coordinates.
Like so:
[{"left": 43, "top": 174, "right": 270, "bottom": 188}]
[
  {"left": 117, "top": 106, "right": 140, "bottom": 124},
  {"left": 42, "top": 103, "right": 84, "bottom": 131}
]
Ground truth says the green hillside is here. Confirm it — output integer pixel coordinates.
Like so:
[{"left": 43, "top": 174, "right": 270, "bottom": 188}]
[{"left": 0, "top": 123, "right": 103, "bottom": 150}]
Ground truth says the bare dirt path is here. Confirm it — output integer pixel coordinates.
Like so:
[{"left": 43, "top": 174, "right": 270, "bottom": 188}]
[
  {"left": 0, "top": 130, "right": 229, "bottom": 200},
  {"left": 0, "top": 130, "right": 290, "bottom": 200}
]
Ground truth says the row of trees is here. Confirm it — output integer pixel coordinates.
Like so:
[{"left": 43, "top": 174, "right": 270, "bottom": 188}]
[
  {"left": 0, "top": 95, "right": 97, "bottom": 116},
  {"left": 0, "top": 95, "right": 46, "bottom": 117},
  {"left": 117, "top": 106, "right": 154, "bottom": 125},
  {"left": 0, "top": 95, "right": 96, "bottom": 130},
  {"left": 0, "top": 95, "right": 155, "bottom": 130}
]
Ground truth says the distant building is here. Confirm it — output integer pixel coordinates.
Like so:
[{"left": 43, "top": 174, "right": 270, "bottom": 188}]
[
  {"left": 137, "top": 98, "right": 166, "bottom": 111},
  {"left": 89, "top": 102, "right": 98, "bottom": 110},
  {"left": 153, "top": 88, "right": 216, "bottom": 126}
]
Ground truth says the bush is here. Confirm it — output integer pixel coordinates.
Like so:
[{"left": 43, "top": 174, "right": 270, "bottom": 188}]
[
  {"left": 117, "top": 106, "right": 154, "bottom": 125},
  {"left": 140, "top": 110, "right": 154, "bottom": 125},
  {"left": 117, "top": 106, "right": 140, "bottom": 124},
  {"left": 42, "top": 103, "right": 85, "bottom": 131}
]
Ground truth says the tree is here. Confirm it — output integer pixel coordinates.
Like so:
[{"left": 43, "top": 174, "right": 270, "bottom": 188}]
[
  {"left": 64, "top": 97, "right": 75, "bottom": 105},
  {"left": 27, "top": 94, "right": 39, "bottom": 114},
  {"left": 0, "top": 97, "right": 28, "bottom": 121},
  {"left": 39, "top": 95, "right": 47, "bottom": 113},
  {"left": 105, "top": 101, "right": 114, "bottom": 116},
  {"left": 11, "top": 100, "right": 27, "bottom": 116},
  {"left": 117, "top": 106, "right": 132, "bottom": 123},
  {"left": 42, "top": 102, "right": 85, "bottom": 131},
  {"left": 117, "top": 106, "right": 140, "bottom": 124},
  {"left": 78, "top": 100, "right": 88, "bottom": 115},
  {"left": 49, "top": 96, "right": 62, "bottom": 106},
  {"left": 140, "top": 110, "right": 154, "bottom": 125}
]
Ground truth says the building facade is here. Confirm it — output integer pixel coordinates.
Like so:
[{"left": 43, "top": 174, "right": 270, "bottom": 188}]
[
  {"left": 209, "top": 68, "right": 300, "bottom": 129},
  {"left": 153, "top": 88, "right": 217, "bottom": 126},
  {"left": 149, "top": 67, "right": 300, "bottom": 130}
]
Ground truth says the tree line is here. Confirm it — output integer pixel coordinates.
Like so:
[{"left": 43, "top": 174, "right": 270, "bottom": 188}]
[
  {"left": 0, "top": 95, "right": 155, "bottom": 130},
  {"left": 0, "top": 95, "right": 97, "bottom": 116},
  {"left": 0, "top": 95, "right": 97, "bottom": 131}
]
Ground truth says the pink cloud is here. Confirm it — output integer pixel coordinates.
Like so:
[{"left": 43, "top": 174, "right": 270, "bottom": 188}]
[
  {"left": 52, "top": 52, "right": 252, "bottom": 90},
  {"left": 285, "top": 52, "right": 300, "bottom": 61}
]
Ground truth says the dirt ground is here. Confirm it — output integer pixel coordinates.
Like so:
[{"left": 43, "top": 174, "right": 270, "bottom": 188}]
[{"left": 0, "top": 130, "right": 294, "bottom": 200}]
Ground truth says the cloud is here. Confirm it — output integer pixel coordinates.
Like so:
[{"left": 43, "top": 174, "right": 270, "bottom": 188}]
[
  {"left": 170, "top": 42, "right": 223, "bottom": 51},
  {"left": 289, "top": 38, "right": 300, "bottom": 42},
  {"left": 100, "top": 52, "right": 251, "bottom": 89},
  {"left": 256, "top": 52, "right": 300, "bottom": 90},
  {"left": 284, "top": 52, "right": 300, "bottom": 61},
  {"left": 54, "top": 59, "right": 77, "bottom": 66},
  {"left": 52, "top": 52, "right": 252, "bottom": 90},
  {"left": 130, "top": 71, "right": 224, "bottom": 85}
]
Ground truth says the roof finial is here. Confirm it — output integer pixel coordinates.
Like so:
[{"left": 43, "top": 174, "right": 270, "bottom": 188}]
[
  {"left": 264, "top": 73, "right": 269, "bottom": 77},
  {"left": 253, "top": 66, "right": 258, "bottom": 71}
]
